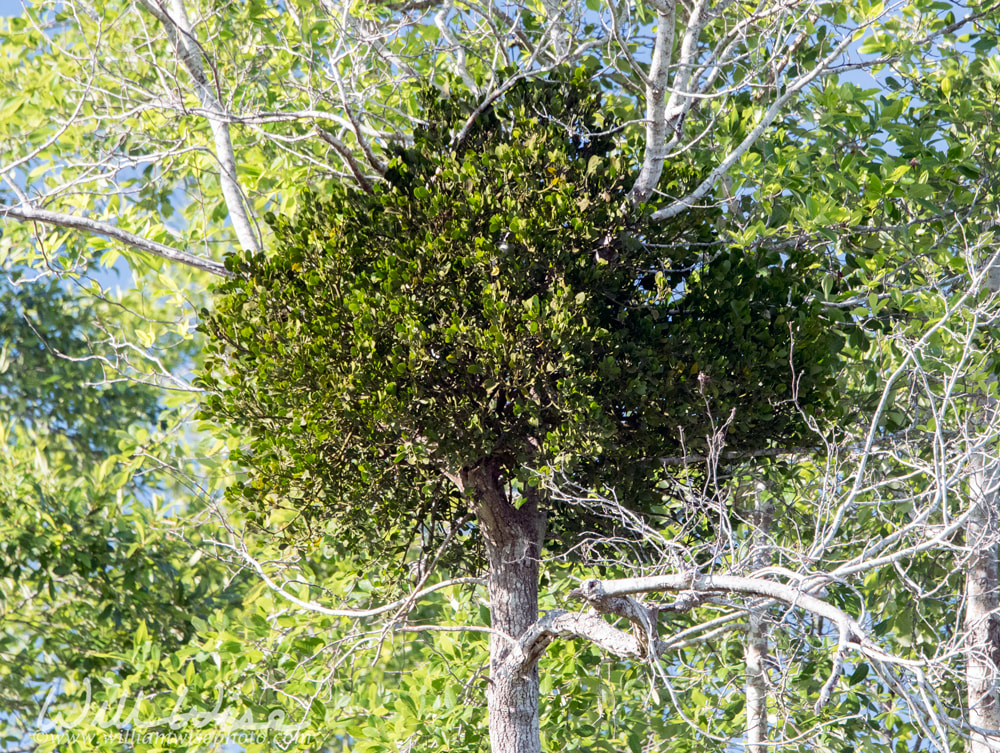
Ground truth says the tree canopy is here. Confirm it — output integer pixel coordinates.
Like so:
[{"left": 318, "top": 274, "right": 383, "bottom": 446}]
[{"left": 199, "top": 74, "right": 843, "bottom": 562}]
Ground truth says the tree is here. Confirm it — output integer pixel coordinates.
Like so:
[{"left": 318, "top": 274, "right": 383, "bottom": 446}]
[
  {"left": 197, "top": 73, "right": 842, "bottom": 752},
  {"left": 3, "top": 0, "right": 1000, "bottom": 752},
  {"left": 0, "top": 271, "right": 252, "bottom": 750}
]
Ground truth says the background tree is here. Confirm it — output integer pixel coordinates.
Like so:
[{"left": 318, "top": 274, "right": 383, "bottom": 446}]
[{"left": 0, "top": 270, "right": 250, "bottom": 750}]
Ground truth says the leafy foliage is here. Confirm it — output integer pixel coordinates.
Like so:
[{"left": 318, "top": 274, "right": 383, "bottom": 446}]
[
  {"left": 199, "top": 74, "right": 843, "bottom": 559},
  {"left": 0, "top": 274, "right": 160, "bottom": 457}
]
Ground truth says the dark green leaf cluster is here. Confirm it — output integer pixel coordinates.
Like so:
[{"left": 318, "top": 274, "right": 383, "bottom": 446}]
[{"left": 199, "top": 74, "right": 840, "bottom": 555}]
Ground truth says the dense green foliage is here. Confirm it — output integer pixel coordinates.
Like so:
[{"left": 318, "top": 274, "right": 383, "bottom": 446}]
[
  {"left": 199, "top": 75, "right": 842, "bottom": 557},
  {"left": 0, "top": 433, "right": 246, "bottom": 718}
]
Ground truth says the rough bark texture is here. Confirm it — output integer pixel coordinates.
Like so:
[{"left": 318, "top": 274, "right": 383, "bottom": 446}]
[
  {"left": 746, "top": 494, "right": 774, "bottom": 753},
  {"left": 465, "top": 462, "right": 545, "bottom": 753},
  {"left": 966, "top": 450, "right": 1000, "bottom": 753}
]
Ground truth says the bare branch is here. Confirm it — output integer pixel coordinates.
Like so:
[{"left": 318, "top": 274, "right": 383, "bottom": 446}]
[
  {"left": 628, "top": 0, "right": 677, "bottom": 205},
  {"left": 0, "top": 204, "right": 231, "bottom": 277},
  {"left": 315, "top": 126, "right": 378, "bottom": 193},
  {"left": 562, "top": 574, "right": 924, "bottom": 710},
  {"left": 511, "top": 609, "right": 648, "bottom": 668},
  {"left": 135, "top": 0, "right": 261, "bottom": 252},
  {"left": 217, "top": 536, "right": 485, "bottom": 619},
  {"left": 649, "top": 28, "right": 864, "bottom": 221}
]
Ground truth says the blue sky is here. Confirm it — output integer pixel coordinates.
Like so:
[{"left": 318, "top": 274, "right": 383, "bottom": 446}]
[{"left": 0, "top": 0, "right": 23, "bottom": 16}]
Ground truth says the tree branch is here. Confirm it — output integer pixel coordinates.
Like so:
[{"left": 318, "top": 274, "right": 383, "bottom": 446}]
[
  {"left": 509, "top": 609, "right": 648, "bottom": 670},
  {"left": 649, "top": 28, "right": 865, "bottom": 221},
  {"left": 502, "top": 588, "right": 698, "bottom": 679},
  {"left": 628, "top": 0, "right": 677, "bottom": 205},
  {"left": 136, "top": 0, "right": 261, "bottom": 253},
  {"left": 506, "top": 573, "right": 923, "bottom": 711},
  {"left": 582, "top": 574, "right": 867, "bottom": 640},
  {"left": 218, "top": 537, "right": 485, "bottom": 619},
  {"left": 315, "top": 126, "right": 378, "bottom": 193},
  {"left": 1, "top": 204, "right": 231, "bottom": 277}
]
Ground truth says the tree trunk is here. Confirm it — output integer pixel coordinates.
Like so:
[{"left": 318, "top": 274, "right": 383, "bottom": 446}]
[
  {"left": 746, "top": 492, "right": 773, "bottom": 753},
  {"left": 967, "top": 449, "right": 1000, "bottom": 753},
  {"left": 465, "top": 461, "right": 546, "bottom": 753}
]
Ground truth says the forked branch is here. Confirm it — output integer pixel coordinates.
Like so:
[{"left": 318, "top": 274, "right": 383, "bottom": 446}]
[{"left": 504, "top": 572, "right": 921, "bottom": 712}]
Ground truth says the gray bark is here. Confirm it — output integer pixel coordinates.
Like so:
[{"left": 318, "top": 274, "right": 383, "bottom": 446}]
[
  {"left": 966, "top": 450, "right": 1000, "bottom": 753},
  {"left": 746, "top": 494, "right": 774, "bottom": 753},
  {"left": 465, "top": 462, "right": 545, "bottom": 753}
]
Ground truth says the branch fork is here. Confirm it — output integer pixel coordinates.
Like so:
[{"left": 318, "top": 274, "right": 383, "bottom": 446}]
[{"left": 504, "top": 571, "right": 906, "bottom": 713}]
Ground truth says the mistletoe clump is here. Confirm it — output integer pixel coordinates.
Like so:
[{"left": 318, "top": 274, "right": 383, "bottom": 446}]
[{"left": 199, "top": 72, "right": 839, "bottom": 558}]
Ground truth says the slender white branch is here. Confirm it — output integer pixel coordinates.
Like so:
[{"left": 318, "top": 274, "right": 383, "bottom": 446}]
[
  {"left": 221, "top": 538, "right": 485, "bottom": 619},
  {"left": 549, "top": 573, "right": 926, "bottom": 709},
  {"left": 1, "top": 204, "right": 230, "bottom": 277},
  {"left": 136, "top": 0, "right": 261, "bottom": 252},
  {"left": 649, "top": 28, "right": 863, "bottom": 221},
  {"left": 589, "top": 573, "right": 864, "bottom": 635}
]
